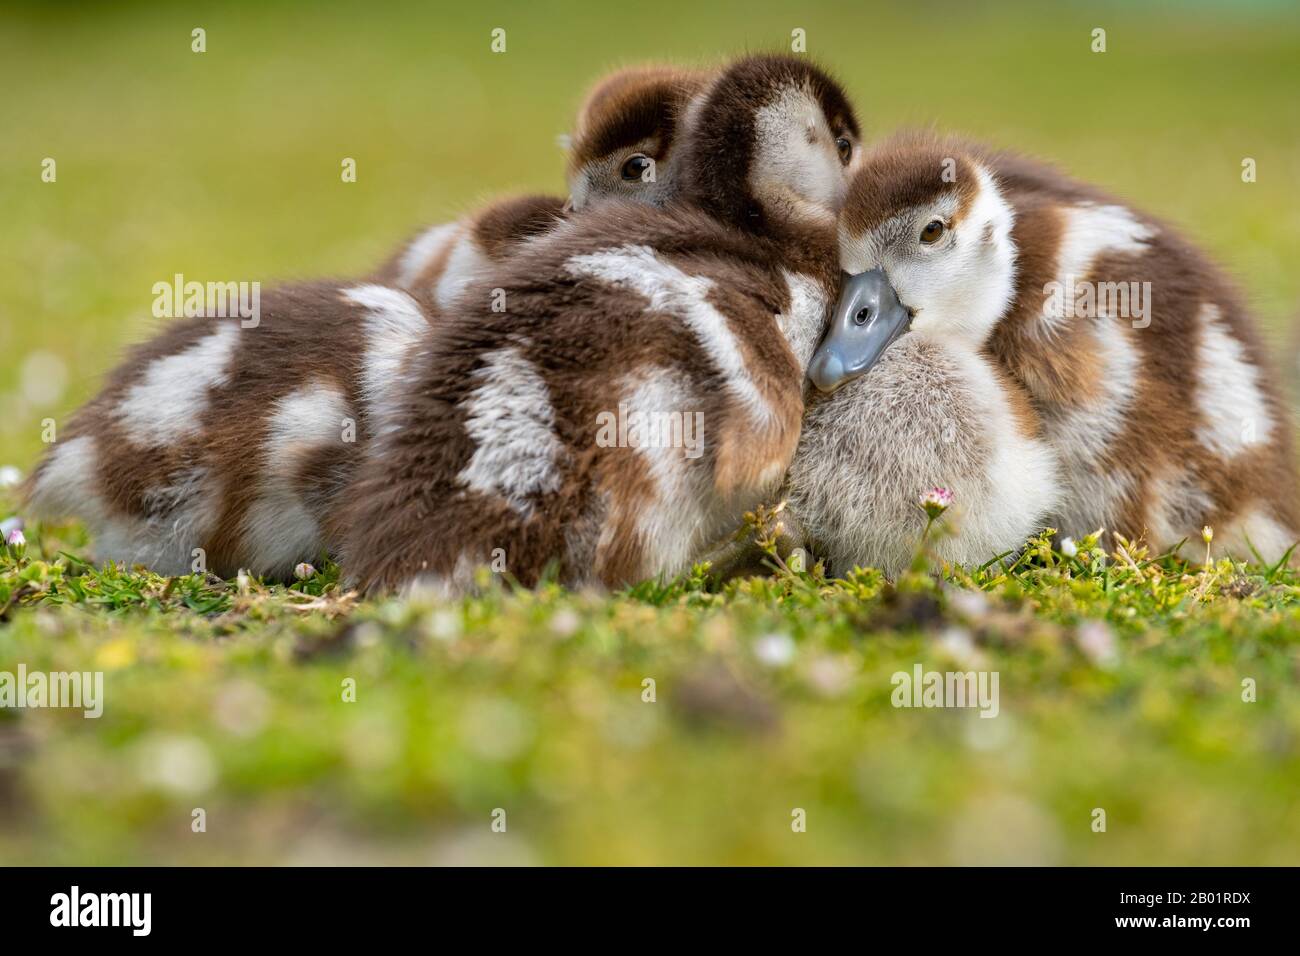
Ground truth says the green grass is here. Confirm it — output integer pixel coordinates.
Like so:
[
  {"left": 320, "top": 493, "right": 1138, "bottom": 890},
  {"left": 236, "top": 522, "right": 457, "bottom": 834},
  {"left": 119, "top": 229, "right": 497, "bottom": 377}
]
[
  {"left": 3, "top": 512, "right": 1300, "bottom": 865},
  {"left": 2, "top": 1, "right": 1299, "bottom": 864}
]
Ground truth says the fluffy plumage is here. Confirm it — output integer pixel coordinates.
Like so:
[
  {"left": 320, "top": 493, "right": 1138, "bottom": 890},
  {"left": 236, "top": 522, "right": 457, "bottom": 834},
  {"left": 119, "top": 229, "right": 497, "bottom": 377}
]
[
  {"left": 786, "top": 138, "right": 1059, "bottom": 574},
  {"left": 806, "top": 131, "right": 1299, "bottom": 566},
  {"left": 338, "top": 55, "right": 861, "bottom": 594},
  {"left": 979, "top": 140, "right": 1300, "bottom": 559},
  {"left": 24, "top": 63, "right": 716, "bottom": 579},
  {"left": 790, "top": 335, "right": 1058, "bottom": 576},
  {"left": 25, "top": 284, "right": 411, "bottom": 576}
]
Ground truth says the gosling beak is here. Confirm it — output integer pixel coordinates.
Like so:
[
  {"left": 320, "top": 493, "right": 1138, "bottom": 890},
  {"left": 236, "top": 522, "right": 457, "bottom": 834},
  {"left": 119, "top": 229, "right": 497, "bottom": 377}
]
[{"left": 808, "top": 268, "right": 912, "bottom": 393}]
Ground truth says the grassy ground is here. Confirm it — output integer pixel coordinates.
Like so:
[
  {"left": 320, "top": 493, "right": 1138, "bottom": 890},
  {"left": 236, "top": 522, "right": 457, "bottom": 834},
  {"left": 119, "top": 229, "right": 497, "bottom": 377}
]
[
  {"left": 2, "top": 1, "right": 1299, "bottom": 864},
  {"left": 3, "top": 515, "right": 1299, "bottom": 865}
]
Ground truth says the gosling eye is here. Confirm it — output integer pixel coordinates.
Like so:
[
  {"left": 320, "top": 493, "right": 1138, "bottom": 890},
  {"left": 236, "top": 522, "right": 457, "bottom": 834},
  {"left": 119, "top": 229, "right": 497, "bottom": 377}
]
[
  {"left": 620, "top": 154, "right": 653, "bottom": 182},
  {"left": 920, "top": 219, "right": 946, "bottom": 244},
  {"left": 854, "top": 306, "right": 871, "bottom": 326},
  {"left": 835, "top": 137, "right": 853, "bottom": 166}
]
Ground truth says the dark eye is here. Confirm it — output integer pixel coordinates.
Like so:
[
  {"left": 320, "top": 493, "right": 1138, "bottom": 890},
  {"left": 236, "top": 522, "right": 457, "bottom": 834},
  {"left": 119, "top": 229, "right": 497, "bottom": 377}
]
[
  {"left": 620, "top": 154, "right": 653, "bottom": 182},
  {"left": 836, "top": 137, "right": 853, "bottom": 165},
  {"left": 854, "top": 306, "right": 871, "bottom": 326},
  {"left": 920, "top": 220, "right": 945, "bottom": 244}
]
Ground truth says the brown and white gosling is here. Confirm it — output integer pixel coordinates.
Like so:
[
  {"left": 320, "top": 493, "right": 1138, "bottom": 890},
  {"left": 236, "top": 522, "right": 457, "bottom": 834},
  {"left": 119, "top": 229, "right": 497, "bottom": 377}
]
[
  {"left": 338, "top": 54, "right": 863, "bottom": 594},
  {"left": 788, "top": 141, "right": 1060, "bottom": 576},
  {"left": 21, "top": 66, "right": 713, "bottom": 579},
  {"left": 800, "top": 133, "right": 1299, "bottom": 567}
]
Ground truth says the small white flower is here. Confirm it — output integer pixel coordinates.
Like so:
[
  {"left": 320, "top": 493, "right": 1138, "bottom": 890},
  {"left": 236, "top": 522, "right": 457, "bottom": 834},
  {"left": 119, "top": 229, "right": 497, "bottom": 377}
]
[
  {"left": 294, "top": 562, "right": 316, "bottom": 581},
  {"left": 1201, "top": 526, "right": 1214, "bottom": 544},
  {"left": 6, "top": 529, "right": 25, "bottom": 548},
  {"left": 1075, "top": 620, "right": 1118, "bottom": 668},
  {"left": 134, "top": 734, "right": 218, "bottom": 796},
  {"left": 424, "top": 608, "right": 461, "bottom": 643},
  {"left": 212, "top": 680, "right": 271, "bottom": 738},
  {"left": 948, "top": 588, "right": 989, "bottom": 621},
  {"left": 236, "top": 569, "right": 251, "bottom": 594},
  {"left": 753, "top": 632, "right": 796, "bottom": 668},
  {"left": 919, "top": 487, "right": 954, "bottom": 520},
  {"left": 1060, "top": 537, "right": 1078, "bottom": 558},
  {"left": 937, "top": 626, "right": 980, "bottom": 666},
  {"left": 549, "top": 608, "right": 581, "bottom": 638},
  {"left": 806, "top": 655, "right": 852, "bottom": 697},
  {"left": 0, "top": 465, "right": 22, "bottom": 489}
]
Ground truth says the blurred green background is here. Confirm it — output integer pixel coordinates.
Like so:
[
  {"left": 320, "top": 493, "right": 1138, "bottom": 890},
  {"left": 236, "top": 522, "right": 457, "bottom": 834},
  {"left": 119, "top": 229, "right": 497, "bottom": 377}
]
[{"left": 2, "top": 0, "right": 1299, "bottom": 469}]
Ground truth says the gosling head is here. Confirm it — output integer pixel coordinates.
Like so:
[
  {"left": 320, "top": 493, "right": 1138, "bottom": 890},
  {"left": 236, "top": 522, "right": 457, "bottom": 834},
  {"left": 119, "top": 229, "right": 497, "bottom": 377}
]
[
  {"left": 678, "top": 54, "right": 862, "bottom": 235},
  {"left": 565, "top": 65, "right": 711, "bottom": 211},
  {"left": 809, "top": 138, "right": 1017, "bottom": 393}
]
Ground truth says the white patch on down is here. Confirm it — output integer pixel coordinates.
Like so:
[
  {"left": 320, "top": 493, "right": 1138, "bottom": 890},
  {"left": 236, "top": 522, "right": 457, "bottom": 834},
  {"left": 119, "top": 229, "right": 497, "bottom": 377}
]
[
  {"left": 457, "top": 346, "right": 566, "bottom": 514},
  {"left": 395, "top": 221, "right": 460, "bottom": 289},
  {"left": 32, "top": 436, "right": 219, "bottom": 574},
  {"left": 1041, "top": 318, "right": 1142, "bottom": 536},
  {"left": 611, "top": 368, "right": 719, "bottom": 581},
  {"left": 778, "top": 269, "right": 829, "bottom": 374},
  {"left": 945, "top": 165, "right": 1019, "bottom": 343},
  {"left": 433, "top": 233, "right": 491, "bottom": 311},
  {"left": 1194, "top": 303, "right": 1273, "bottom": 458},
  {"left": 124, "top": 465, "right": 220, "bottom": 573},
  {"left": 1041, "top": 203, "right": 1155, "bottom": 335},
  {"left": 342, "top": 284, "right": 429, "bottom": 437},
  {"left": 564, "top": 244, "right": 774, "bottom": 425},
  {"left": 116, "top": 323, "right": 240, "bottom": 446},
  {"left": 1052, "top": 320, "right": 1141, "bottom": 463},
  {"left": 927, "top": 342, "right": 1060, "bottom": 571},
  {"left": 28, "top": 435, "right": 104, "bottom": 522},
  {"left": 241, "top": 381, "right": 351, "bottom": 576}
]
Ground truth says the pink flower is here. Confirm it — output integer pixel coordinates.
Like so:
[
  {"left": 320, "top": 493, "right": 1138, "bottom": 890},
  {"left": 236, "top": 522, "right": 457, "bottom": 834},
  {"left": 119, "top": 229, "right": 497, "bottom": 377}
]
[
  {"left": 293, "top": 562, "right": 316, "bottom": 581},
  {"left": 1075, "top": 620, "right": 1118, "bottom": 669},
  {"left": 6, "top": 529, "right": 25, "bottom": 548},
  {"left": 919, "top": 487, "right": 954, "bottom": 520}
]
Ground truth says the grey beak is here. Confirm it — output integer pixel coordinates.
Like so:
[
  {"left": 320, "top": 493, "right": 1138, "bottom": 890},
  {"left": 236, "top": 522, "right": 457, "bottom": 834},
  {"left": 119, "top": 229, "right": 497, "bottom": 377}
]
[{"left": 808, "top": 268, "right": 912, "bottom": 393}]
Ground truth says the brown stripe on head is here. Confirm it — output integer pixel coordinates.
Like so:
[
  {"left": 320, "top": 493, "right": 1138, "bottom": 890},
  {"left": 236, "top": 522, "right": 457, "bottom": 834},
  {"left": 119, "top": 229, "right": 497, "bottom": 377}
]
[
  {"left": 840, "top": 135, "right": 981, "bottom": 241},
  {"left": 567, "top": 65, "right": 709, "bottom": 174}
]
